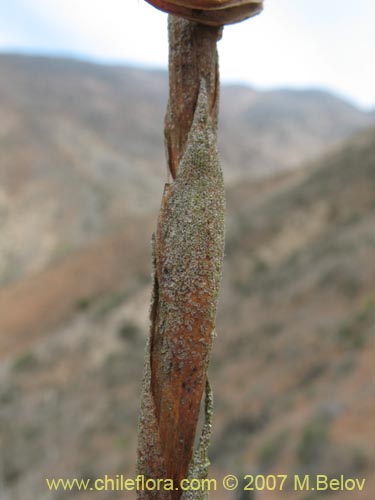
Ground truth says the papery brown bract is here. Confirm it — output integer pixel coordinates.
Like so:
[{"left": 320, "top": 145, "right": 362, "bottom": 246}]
[{"left": 144, "top": 0, "right": 263, "bottom": 26}]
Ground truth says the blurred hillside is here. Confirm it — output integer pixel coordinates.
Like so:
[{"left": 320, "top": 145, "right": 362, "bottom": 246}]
[
  {"left": 0, "top": 53, "right": 371, "bottom": 286},
  {"left": 0, "top": 54, "right": 374, "bottom": 500}
]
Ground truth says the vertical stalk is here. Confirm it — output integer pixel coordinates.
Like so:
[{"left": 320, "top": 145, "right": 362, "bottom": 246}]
[
  {"left": 165, "top": 16, "right": 222, "bottom": 178},
  {"left": 137, "top": 15, "right": 224, "bottom": 500}
]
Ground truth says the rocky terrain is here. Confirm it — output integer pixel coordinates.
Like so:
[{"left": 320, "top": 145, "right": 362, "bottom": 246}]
[{"left": 0, "top": 54, "right": 374, "bottom": 500}]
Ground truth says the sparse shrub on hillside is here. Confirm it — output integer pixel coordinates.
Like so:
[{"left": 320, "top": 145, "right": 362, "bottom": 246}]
[
  {"left": 302, "top": 494, "right": 321, "bottom": 500},
  {"left": 257, "top": 429, "right": 289, "bottom": 469},
  {"left": 337, "top": 300, "right": 374, "bottom": 349},
  {"left": 351, "top": 446, "right": 370, "bottom": 472},
  {"left": 340, "top": 273, "right": 361, "bottom": 298},
  {"left": 118, "top": 321, "right": 139, "bottom": 342},
  {"left": 76, "top": 296, "right": 93, "bottom": 311},
  {"left": 210, "top": 416, "right": 266, "bottom": 463},
  {"left": 93, "top": 289, "right": 129, "bottom": 319},
  {"left": 12, "top": 352, "right": 39, "bottom": 373},
  {"left": 114, "top": 434, "right": 132, "bottom": 450},
  {"left": 0, "top": 382, "right": 18, "bottom": 404},
  {"left": 77, "top": 465, "right": 97, "bottom": 485},
  {"left": 236, "top": 478, "right": 256, "bottom": 500},
  {"left": 263, "top": 322, "right": 284, "bottom": 337},
  {"left": 295, "top": 363, "right": 328, "bottom": 390},
  {"left": 2, "top": 459, "right": 20, "bottom": 485},
  {"left": 23, "top": 424, "right": 42, "bottom": 443},
  {"left": 102, "top": 351, "right": 141, "bottom": 388},
  {"left": 234, "top": 257, "right": 269, "bottom": 295},
  {"left": 338, "top": 323, "right": 365, "bottom": 349},
  {"left": 318, "top": 266, "right": 362, "bottom": 298},
  {"left": 334, "top": 354, "right": 356, "bottom": 376},
  {"left": 297, "top": 416, "right": 330, "bottom": 465},
  {"left": 253, "top": 257, "right": 269, "bottom": 275},
  {"left": 234, "top": 278, "right": 252, "bottom": 295}
]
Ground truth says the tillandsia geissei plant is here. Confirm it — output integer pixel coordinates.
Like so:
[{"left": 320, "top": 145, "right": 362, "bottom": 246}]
[{"left": 137, "top": 2, "right": 264, "bottom": 499}]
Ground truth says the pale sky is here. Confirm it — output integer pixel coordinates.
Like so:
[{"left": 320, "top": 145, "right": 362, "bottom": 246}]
[{"left": 0, "top": 0, "right": 374, "bottom": 109}]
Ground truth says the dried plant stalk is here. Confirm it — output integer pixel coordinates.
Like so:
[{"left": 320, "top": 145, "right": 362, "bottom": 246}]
[
  {"left": 137, "top": 15, "right": 224, "bottom": 500},
  {"left": 165, "top": 16, "right": 221, "bottom": 179}
]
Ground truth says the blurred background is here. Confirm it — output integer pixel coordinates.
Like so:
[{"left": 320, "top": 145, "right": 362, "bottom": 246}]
[{"left": 0, "top": 1, "right": 374, "bottom": 499}]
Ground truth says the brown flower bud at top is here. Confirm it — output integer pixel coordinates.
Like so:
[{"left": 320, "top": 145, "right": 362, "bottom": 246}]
[{"left": 145, "top": 0, "right": 263, "bottom": 26}]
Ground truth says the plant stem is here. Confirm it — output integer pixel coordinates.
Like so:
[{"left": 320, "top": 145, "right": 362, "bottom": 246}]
[{"left": 137, "top": 16, "right": 224, "bottom": 500}]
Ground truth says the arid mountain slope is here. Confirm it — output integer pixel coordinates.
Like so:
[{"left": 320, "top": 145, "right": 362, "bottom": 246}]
[
  {"left": 212, "top": 126, "right": 374, "bottom": 498},
  {"left": 1, "top": 127, "right": 373, "bottom": 500},
  {"left": 0, "top": 53, "right": 371, "bottom": 286}
]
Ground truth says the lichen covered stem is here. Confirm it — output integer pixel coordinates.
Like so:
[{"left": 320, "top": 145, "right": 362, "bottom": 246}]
[
  {"left": 165, "top": 15, "right": 222, "bottom": 179},
  {"left": 137, "top": 15, "right": 225, "bottom": 500}
]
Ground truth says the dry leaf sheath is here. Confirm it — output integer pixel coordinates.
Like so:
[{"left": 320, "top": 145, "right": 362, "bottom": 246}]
[{"left": 137, "top": 82, "right": 225, "bottom": 499}]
